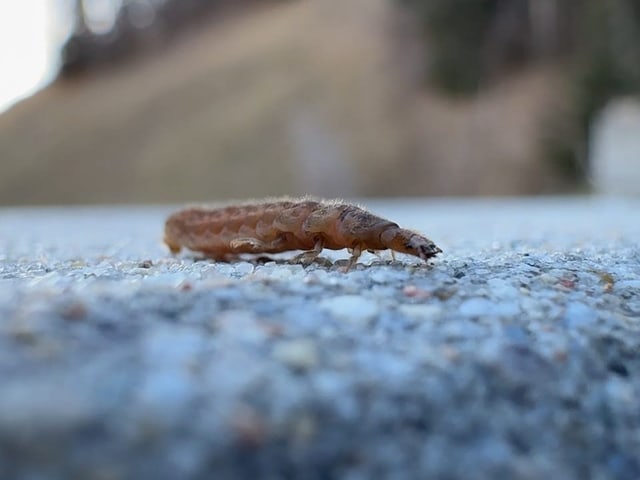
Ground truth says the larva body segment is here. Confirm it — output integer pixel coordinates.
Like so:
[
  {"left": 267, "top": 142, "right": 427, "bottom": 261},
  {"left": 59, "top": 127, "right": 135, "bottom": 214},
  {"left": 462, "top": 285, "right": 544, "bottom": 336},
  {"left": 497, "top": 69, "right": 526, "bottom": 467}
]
[{"left": 164, "top": 198, "right": 441, "bottom": 268}]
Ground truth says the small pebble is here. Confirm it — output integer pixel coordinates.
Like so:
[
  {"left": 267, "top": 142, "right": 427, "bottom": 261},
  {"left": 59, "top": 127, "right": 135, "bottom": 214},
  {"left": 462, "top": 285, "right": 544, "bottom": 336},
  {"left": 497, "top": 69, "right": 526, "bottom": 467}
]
[
  {"left": 563, "top": 301, "right": 598, "bottom": 328},
  {"left": 458, "top": 298, "right": 494, "bottom": 317},
  {"left": 398, "top": 304, "right": 443, "bottom": 321},
  {"left": 319, "top": 295, "right": 378, "bottom": 324},
  {"left": 138, "top": 260, "right": 153, "bottom": 269},
  {"left": 272, "top": 339, "right": 319, "bottom": 371}
]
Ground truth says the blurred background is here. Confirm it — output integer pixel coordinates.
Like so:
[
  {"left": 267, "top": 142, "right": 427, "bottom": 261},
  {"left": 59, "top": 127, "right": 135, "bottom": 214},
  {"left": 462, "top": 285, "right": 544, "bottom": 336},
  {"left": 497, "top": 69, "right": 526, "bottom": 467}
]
[{"left": 1, "top": 0, "right": 639, "bottom": 205}]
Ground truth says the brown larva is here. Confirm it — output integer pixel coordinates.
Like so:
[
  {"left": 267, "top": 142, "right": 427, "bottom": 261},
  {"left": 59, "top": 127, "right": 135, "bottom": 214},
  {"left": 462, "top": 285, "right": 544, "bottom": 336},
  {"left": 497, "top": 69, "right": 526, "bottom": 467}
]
[{"left": 164, "top": 198, "right": 442, "bottom": 270}]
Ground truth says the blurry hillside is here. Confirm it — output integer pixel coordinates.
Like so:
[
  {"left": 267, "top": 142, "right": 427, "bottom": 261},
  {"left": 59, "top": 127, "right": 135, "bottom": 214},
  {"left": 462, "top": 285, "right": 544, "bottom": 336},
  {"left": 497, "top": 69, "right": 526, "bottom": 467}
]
[{"left": 0, "top": 0, "right": 638, "bottom": 205}]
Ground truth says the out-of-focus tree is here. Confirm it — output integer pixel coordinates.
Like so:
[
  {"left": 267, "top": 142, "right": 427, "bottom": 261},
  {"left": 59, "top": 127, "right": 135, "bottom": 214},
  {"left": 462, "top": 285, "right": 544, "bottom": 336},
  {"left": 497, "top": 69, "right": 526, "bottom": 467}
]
[
  {"left": 399, "top": 0, "right": 576, "bottom": 94},
  {"left": 399, "top": 0, "right": 640, "bottom": 181},
  {"left": 568, "top": 1, "right": 640, "bottom": 178},
  {"left": 60, "top": 0, "right": 283, "bottom": 76},
  {"left": 575, "top": 1, "right": 640, "bottom": 137}
]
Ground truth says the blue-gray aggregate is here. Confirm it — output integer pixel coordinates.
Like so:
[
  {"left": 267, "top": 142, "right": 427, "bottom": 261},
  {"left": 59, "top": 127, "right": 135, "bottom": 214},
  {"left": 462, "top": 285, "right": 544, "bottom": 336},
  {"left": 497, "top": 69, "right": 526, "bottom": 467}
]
[{"left": 0, "top": 198, "right": 639, "bottom": 480}]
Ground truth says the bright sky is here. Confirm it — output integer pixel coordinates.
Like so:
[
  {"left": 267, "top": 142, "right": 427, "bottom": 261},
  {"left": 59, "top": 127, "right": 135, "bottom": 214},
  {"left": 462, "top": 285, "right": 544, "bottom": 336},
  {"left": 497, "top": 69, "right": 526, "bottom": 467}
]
[{"left": 0, "top": 1, "right": 62, "bottom": 113}]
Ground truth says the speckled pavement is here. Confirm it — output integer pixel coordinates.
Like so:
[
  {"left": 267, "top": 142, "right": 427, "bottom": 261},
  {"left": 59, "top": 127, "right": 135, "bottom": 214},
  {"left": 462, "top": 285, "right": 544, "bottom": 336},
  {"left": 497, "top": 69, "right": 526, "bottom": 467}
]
[{"left": 0, "top": 197, "right": 639, "bottom": 480}]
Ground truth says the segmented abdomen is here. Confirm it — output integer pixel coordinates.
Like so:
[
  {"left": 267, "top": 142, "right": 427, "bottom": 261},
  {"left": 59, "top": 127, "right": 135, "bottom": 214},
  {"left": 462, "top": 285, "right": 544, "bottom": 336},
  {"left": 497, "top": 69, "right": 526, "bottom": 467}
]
[{"left": 164, "top": 200, "right": 321, "bottom": 257}]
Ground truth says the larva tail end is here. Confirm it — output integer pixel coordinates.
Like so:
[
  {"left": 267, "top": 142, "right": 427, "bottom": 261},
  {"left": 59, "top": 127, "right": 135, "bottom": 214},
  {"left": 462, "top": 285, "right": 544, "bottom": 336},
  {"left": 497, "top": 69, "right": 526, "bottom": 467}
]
[
  {"left": 165, "top": 239, "right": 182, "bottom": 254},
  {"left": 164, "top": 210, "right": 188, "bottom": 254}
]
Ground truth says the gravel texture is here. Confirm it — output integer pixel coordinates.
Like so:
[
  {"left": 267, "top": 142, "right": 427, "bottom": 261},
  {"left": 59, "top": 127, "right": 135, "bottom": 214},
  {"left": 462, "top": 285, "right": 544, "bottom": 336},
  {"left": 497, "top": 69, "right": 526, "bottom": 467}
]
[{"left": 0, "top": 197, "right": 639, "bottom": 480}]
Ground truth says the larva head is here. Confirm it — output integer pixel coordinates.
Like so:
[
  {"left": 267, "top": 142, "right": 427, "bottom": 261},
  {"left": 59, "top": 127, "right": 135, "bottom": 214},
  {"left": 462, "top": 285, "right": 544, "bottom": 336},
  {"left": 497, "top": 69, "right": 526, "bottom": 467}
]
[{"left": 380, "top": 227, "right": 442, "bottom": 261}]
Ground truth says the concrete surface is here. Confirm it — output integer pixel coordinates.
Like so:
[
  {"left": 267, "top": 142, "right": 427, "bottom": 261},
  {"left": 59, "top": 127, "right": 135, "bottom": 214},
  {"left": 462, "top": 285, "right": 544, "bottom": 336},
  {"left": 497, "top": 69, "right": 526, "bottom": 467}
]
[{"left": 0, "top": 197, "right": 639, "bottom": 479}]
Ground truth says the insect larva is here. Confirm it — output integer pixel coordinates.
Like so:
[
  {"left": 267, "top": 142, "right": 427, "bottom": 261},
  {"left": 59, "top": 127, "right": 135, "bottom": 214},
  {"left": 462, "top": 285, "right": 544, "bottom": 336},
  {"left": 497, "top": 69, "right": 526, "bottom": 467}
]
[{"left": 164, "top": 198, "right": 442, "bottom": 269}]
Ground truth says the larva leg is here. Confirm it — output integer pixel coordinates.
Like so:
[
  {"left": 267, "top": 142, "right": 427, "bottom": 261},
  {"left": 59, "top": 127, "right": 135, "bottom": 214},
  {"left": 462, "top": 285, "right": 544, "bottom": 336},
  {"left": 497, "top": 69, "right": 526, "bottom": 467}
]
[
  {"left": 345, "top": 244, "right": 363, "bottom": 272},
  {"left": 229, "top": 237, "right": 265, "bottom": 251},
  {"left": 293, "top": 238, "right": 324, "bottom": 265},
  {"left": 230, "top": 237, "right": 285, "bottom": 253}
]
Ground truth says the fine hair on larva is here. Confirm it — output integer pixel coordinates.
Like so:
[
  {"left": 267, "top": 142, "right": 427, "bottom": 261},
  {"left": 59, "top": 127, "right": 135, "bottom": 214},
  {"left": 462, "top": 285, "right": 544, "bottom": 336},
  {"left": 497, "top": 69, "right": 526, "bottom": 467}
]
[{"left": 164, "top": 197, "right": 441, "bottom": 270}]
